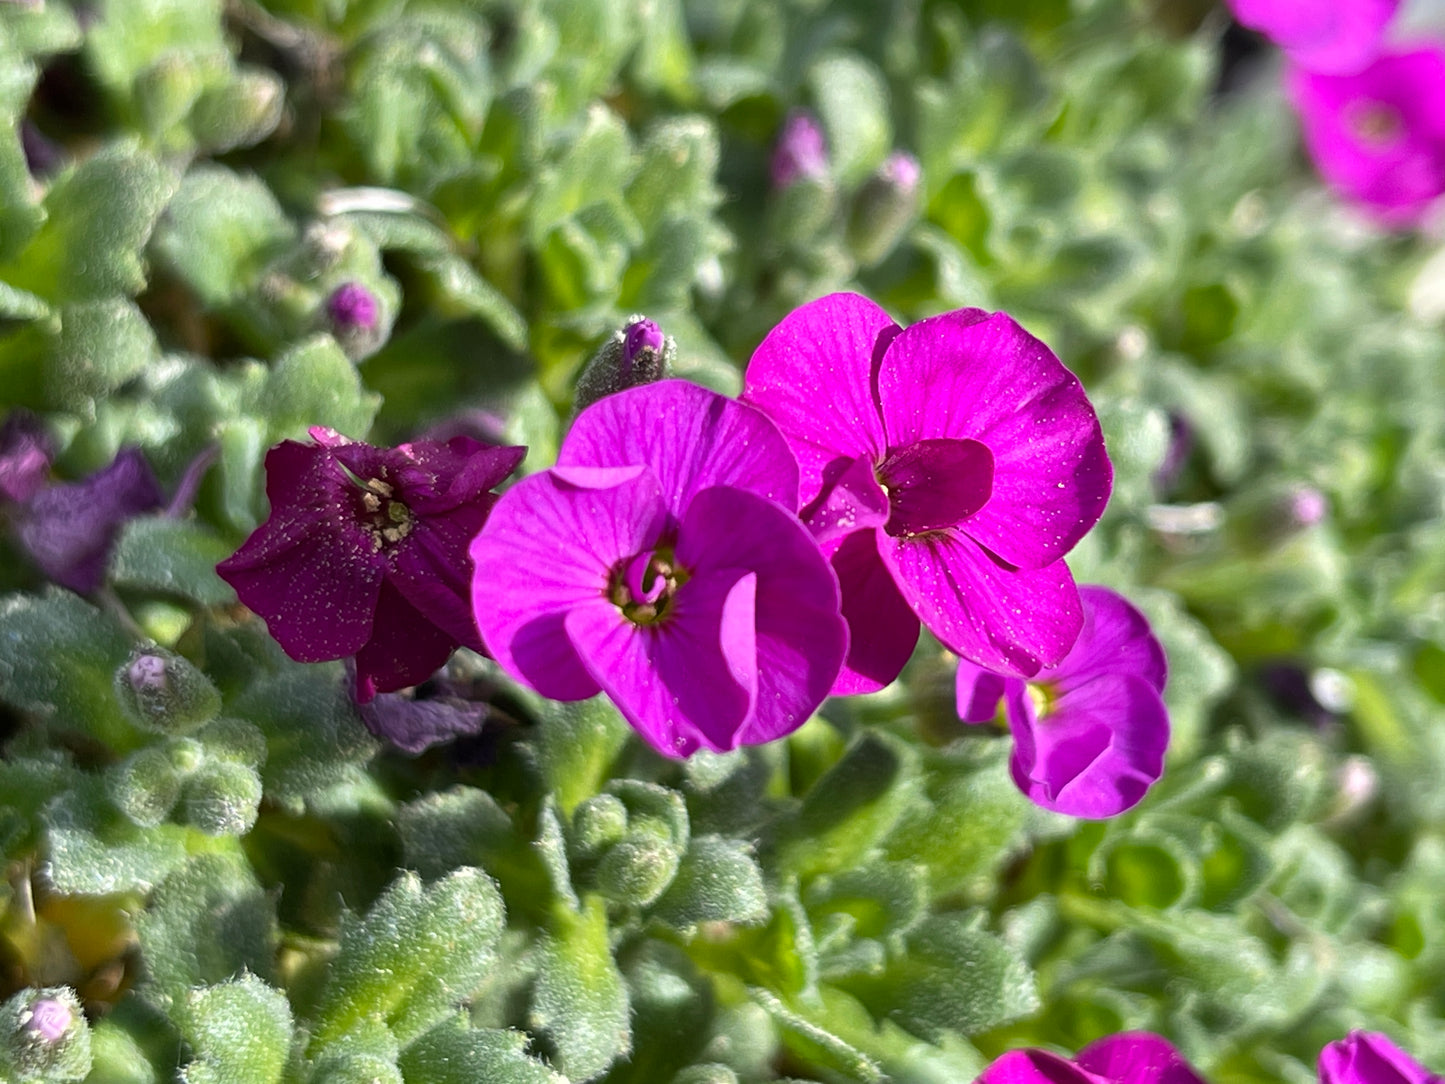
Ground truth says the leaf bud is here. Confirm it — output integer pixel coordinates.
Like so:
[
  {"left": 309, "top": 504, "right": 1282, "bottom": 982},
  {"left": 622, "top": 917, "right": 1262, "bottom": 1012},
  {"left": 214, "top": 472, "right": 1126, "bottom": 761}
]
[
  {"left": 178, "top": 760, "right": 264, "bottom": 836},
  {"left": 114, "top": 647, "right": 221, "bottom": 734},
  {"left": 571, "top": 793, "right": 629, "bottom": 858},
  {"left": 109, "top": 746, "right": 185, "bottom": 828},
  {"left": 595, "top": 836, "right": 681, "bottom": 907}
]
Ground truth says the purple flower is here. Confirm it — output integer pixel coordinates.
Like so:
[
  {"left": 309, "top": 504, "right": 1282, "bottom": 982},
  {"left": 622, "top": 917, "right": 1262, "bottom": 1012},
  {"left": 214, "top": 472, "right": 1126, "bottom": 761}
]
[
  {"left": 1287, "top": 47, "right": 1445, "bottom": 226},
  {"left": 217, "top": 428, "right": 526, "bottom": 701},
  {"left": 741, "top": 292, "right": 1111, "bottom": 694},
  {"left": 771, "top": 111, "right": 829, "bottom": 189},
  {"left": 357, "top": 687, "right": 489, "bottom": 754},
  {"left": 14, "top": 447, "right": 164, "bottom": 593},
  {"left": 957, "top": 587, "right": 1168, "bottom": 818},
  {"left": 1227, "top": 0, "right": 1400, "bottom": 75},
  {"left": 326, "top": 282, "right": 379, "bottom": 332},
  {"left": 977, "top": 1033, "right": 1205, "bottom": 1084},
  {"left": 0, "top": 411, "right": 53, "bottom": 504},
  {"left": 1320, "top": 1032, "right": 1444, "bottom": 1084},
  {"left": 469, "top": 380, "right": 847, "bottom": 758}
]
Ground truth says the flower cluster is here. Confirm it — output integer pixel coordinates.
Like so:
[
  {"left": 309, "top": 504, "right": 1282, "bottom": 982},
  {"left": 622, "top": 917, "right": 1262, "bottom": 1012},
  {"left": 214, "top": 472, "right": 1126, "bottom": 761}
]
[
  {"left": 1229, "top": 0, "right": 1445, "bottom": 225},
  {"left": 219, "top": 295, "right": 1169, "bottom": 813},
  {"left": 976, "top": 1029, "right": 1441, "bottom": 1084}
]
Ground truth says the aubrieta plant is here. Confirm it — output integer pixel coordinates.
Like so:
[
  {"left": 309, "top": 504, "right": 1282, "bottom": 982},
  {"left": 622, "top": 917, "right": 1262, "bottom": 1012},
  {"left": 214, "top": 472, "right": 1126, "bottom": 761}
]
[{"left": 9, "top": 0, "right": 1445, "bottom": 1081}]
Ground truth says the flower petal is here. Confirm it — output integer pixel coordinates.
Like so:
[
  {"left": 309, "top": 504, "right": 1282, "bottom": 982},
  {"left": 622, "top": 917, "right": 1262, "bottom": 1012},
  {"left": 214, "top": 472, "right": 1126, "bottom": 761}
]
[
  {"left": 1320, "top": 1032, "right": 1444, "bottom": 1084},
  {"left": 559, "top": 380, "right": 799, "bottom": 515},
  {"left": 564, "top": 573, "right": 757, "bottom": 757},
  {"left": 827, "top": 530, "right": 918, "bottom": 695},
  {"left": 741, "top": 292, "right": 898, "bottom": 508},
  {"left": 353, "top": 580, "right": 461, "bottom": 701},
  {"left": 977, "top": 1050, "right": 1106, "bottom": 1084},
  {"left": 800, "top": 454, "right": 890, "bottom": 547},
  {"left": 879, "top": 437, "right": 993, "bottom": 536},
  {"left": 1055, "top": 586, "right": 1167, "bottom": 693},
  {"left": 1075, "top": 1032, "right": 1206, "bottom": 1084},
  {"left": 217, "top": 441, "right": 384, "bottom": 661},
  {"left": 877, "top": 309, "right": 1110, "bottom": 569},
  {"left": 956, "top": 659, "right": 1012, "bottom": 723},
  {"left": 677, "top": 485, "right": 847, "bottom": 742},
  {"left": 880, "top": 532, "right": 1082, "bottom": 678},
  {"left": 1008, "top": 672, "right": 1169, "bottom": 818},
  {"left": 1229, "top": 0, "right": 1400, "bottom": 75},
  {"left": 469, "top": 465, "right": 670, "bottom": 701}
]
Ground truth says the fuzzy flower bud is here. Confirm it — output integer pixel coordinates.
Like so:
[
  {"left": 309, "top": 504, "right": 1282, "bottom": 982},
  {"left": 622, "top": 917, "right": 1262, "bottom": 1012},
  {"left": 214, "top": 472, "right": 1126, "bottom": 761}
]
[
  {"left": 1, "top": 987, "right": 91, "bottom": 1082},
  {"left": 114, "top": 647, "right": 222, "bottom": 735},
  {"left": 770, "top": 111, "right": 829, "bottom": 189},
  {"left": 847, "top": 150, "right": 923, "bottom": 265},
  {"left": 327, "top": 282, "right": 380, "bottom": 333},
  {"left": 572, "top": 316, "right": 675, "bottom": 416}
]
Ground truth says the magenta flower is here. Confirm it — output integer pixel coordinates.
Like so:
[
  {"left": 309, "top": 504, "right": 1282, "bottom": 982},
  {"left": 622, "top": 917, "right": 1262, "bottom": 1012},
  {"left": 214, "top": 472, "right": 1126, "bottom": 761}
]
[
  {"left": 977, "top": 1033, "right": 1205, "bottom": 1084},
  {"left": 957, "top": 586, "right": 1168, "bottom": 818},
  {"left": 469, "top": 380, "right": 847, "bottom": 758},
  {"left": 1227, "top": 0, "right": 1399, "bottom": 75},
  {"left": 217, "top": 428, "right": 525, "bottom": 701},
  {"left": 1321, "top": 1033, "right": 1443, "bottom": 1084},
  {"left": 1288, "top": 46, "right": 1445, "bottom": 226},
  {"left": 771, "top": 111, "right": 829, "bottom": 189},
  {"left": 742, "top": 292, "right": 1111, "bottom": 693}
]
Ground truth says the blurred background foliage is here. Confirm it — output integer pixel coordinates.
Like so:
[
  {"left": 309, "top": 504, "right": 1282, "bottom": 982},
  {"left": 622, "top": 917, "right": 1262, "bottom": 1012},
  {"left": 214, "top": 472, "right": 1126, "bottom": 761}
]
[{"left": 4, "top": 0, "right": 1445, "bottom": 1081}]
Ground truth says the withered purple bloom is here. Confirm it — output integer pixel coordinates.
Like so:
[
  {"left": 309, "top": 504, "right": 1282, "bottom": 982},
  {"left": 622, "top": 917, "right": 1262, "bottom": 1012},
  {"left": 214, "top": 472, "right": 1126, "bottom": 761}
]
[
  {"left": 957, "top": 586, "right": 1169, "bottom": 818},
  {"left": 217, "top": 428, "right": 525, "bottom": 701},
  {"left": 15, "top": 447, "right": 164, "bottom": 593}
]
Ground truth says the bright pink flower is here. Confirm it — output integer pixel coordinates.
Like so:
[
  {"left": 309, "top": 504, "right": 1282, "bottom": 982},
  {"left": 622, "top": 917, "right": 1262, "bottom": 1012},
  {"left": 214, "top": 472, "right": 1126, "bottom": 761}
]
[
  {"left": 977, "top": 1033, "right": 1204, "bottom": 1084},
  {"left": 957, "top": 587, "right": 1168, "bottom": 818},
  {"left": 1227, "top": 0, "right": 1400, "bottom": 75},
  {"left": 218, "top": 429, "right": 525, "bottom": 701},
  {"left": 1320, "top": 1032, "right": 1443, "bottom": 1084},
  {"left": 1288, "top": 46, "right": 1445, "bottom": 226},
  {"left": 470, "top": 381, "right": 846, "bottom": 758},
  {"left": 742, "top": 292, "right": 1111, "bottom": 693}
]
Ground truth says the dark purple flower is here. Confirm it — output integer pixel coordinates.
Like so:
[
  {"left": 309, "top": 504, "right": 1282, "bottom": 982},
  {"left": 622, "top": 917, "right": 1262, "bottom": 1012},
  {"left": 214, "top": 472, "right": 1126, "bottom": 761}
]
[
  {"left": 326, "top": 282, "right": 379, "bottom": 332},
  {"left": 977, "top": 1033, "right": 1204, "bottom": 1084},
  {"left": 1227, "top": 0, "right": 1400, "bottom": 75},
  {"left": 957, "top": 587, "right": 1169, "bottom": 818},
  {"left": 470, "top": 380, "right": 846, "bottom": 758},
  {"left": 742, "top": 292, "right": 1111, "bottom": 694},
  {"left": 771, "top": 111, "right": 829, "bottom": 189},
  {"left": 0, "top": 411, "right": 53, "bottom": 504},
  {"left": 1288, "top": 47, "right": 1445, "bottom": 226},
  {"left": 357, "top": 688, "right": 489, "bottom": 754},
  {"left": 15, "top": 447, "right": 164, "bottom": 593},
  {"left": 1320, "top": 1032, "right": 1443, "bottom": 1084},
  {"left": 217, "top": 428, "right": 526, "bottom": 701}
]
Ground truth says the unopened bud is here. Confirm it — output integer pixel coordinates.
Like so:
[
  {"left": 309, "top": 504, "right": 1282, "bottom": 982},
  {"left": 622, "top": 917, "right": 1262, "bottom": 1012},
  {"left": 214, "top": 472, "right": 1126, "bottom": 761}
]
[
  {"left": 595, "top": 836, "right": 681, "bottom": 906},
  {"left": 572, "top": 316, "right": 675, "bottom": 416},
  {"left": 115, "top": 647, "right": 221, "bottom": 735},
  {"left": 571, "top": 793, "right": 629, "bottom": 858},
  {"left": 770, "top": 111, "right": 828, "bottom": 189},
  {"left": 847, "top": 151, "right": 922, "bottom": 266},
  {"left": 0, "top": 411, "right": 53, "bottom": 504},
  {"left": 189, "top": 68, "right": 285, "bottom": 152},
  {"left": 327, "top": 282, "right": 379, "bottom": 333},
  {"left": 1, "top": 987, "right": 91, "bottom": 1081}
]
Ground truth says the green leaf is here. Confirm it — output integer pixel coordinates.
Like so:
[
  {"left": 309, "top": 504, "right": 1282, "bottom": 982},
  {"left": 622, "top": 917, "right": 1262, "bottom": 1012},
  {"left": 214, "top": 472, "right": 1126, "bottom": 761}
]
[
  {"left": 109, "top": 516, "right": 236, "bottom": 606},
  {"left": 136, "top": 854, "right": 278, "bottom": 1011},
  {"left": 809, "top": 54, "right": 891, "bottom": 186},
  {"left": 398, "top": 1019, "right": 565, "bottom": 1084},
  {"left": 178, "top": 974, "right": 292, "bottom": 1084},
  {"left": 48, "top": 298, "right": 160, "bottom": 412},
  {"left": 530, "top": 896, "right": 631, "bottom": 1081},
  {"left": 256, "top": 334, "right": 380, "bottom": 442},
  {"left": 149, "top": 166, "right": 296, "bottom": 308},
  {"left": 43, "top": 777, "right": 191, "bottom": 895},
  {"left": 652, "top": 835, "right": 768, "bottom": 927},
  {"left": 311, "top": 868, "right": 505, "bottom": 1046},
  {"left": 534, "top": 696, "right": 632, "bottom": 817}
]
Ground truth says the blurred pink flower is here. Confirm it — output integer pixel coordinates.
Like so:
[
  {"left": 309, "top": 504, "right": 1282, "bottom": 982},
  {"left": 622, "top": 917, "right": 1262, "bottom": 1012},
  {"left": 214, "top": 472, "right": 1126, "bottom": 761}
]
[{"left": 1228, "top": 0, "right": 1400, "bottom": 75}]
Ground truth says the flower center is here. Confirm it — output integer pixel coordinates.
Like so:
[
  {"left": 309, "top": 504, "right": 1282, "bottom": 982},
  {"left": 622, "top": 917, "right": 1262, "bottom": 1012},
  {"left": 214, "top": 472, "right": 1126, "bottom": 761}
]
[
  {"left": 1025, "top": 681, "right": 1056, "bottom": 720},
  {"left": 355, "top": 474, "right": 414, "bottom": 552},
  {"left": 1346, "top": 99, "right": 1404, "bottom": 149},
  {"left": 610, "top": 546, "right": 688, "bottom": 626}
]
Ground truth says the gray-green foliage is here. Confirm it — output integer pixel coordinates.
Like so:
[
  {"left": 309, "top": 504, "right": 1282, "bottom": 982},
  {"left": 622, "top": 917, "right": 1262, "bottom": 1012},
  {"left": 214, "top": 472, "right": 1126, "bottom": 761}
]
[{"left": 3, "top": 0, "right": 1445, "bottom": 1081}]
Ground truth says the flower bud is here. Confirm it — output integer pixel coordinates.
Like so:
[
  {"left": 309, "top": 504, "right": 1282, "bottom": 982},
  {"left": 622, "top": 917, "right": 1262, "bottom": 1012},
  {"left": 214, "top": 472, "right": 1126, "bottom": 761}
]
[
  {"left": 846, "top": 151, "right": 922, "bottom": 266},
  {"left": 0, "top": 987, "right": 91, "bottom": 1082},
  {"left": 572, "top": 316, "right": 675, "bottom": 415},
  {"left": 114, "top": 647, "right": 222, "bottom": 735},
  {"left": 189, "top": 68, "right": 285, "bottom": 153},
  {"left": 770, "top": 111, "right": 828, "bottom": 189},
  {"left": 327, "top": 282, "right": 380, "bottom": 333},
  {"left": 0, "top": 411, "right": 53, "bottom": 504}
]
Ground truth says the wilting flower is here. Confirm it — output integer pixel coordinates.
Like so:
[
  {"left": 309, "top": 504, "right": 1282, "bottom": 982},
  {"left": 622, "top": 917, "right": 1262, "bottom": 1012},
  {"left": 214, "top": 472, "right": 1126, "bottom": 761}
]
[
  {"left": 217, "top": 428, "right": 525, "bottom": 701},
  {"left": 470, "top": 380, "right": 846, "bottom": 758},
  {"left": 771, "top": 111, "right": 829, "bottom": 189},
  {"left": 1320, "top": 1032, "right": 1443, "bottom": 1084},
  {"left": 979, "top": 1033, "right": 1206, "bottom": 1084},
  {"left": 14, "top": 447, "right": 164, "bottom": 593},
  {"left": 742, "top": 292, "right": 1111, "bottom": 693},
  {"left": 957, "top": 586, "right": 1168, "bottom": 817},
  {"left": 0, "top": 411, "right": 53, "bottom": 504},
  {"left": 1288, "top": 46, "right": 1445, "bottom": 226},
  {"left": 1227, "top": 0, "right": 1400, "bottom": 75}
]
